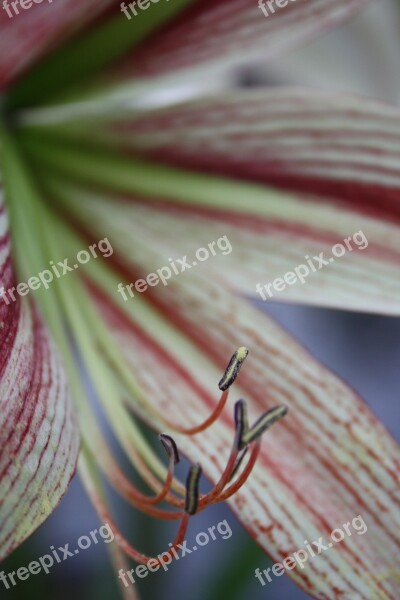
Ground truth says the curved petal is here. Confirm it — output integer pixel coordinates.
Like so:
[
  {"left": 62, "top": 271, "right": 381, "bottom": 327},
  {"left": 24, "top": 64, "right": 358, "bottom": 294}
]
[
  {"left": 117, "top": 0, "right": 371, "bottom": 80},
  {"left": 0, "top": 0, "right": 114, "bottom": 90},
  {"left": 17, "top": 0, "right": 373, "bottom": 122},
  {"left": 109, "top": 89, "right": 400, "bottom": 215},
  {"left": 78, "top": 205, "right": 400, "bottom": 599},
  {"left": 46, "top": 185, "right": 400, "bottom": 598},
  {"left": 0, "top": 194, "right": 80, "bottom": 560},
  {"left": 24, "top": 134, "right": 400, "bottom": 315},
  {"left": 85, "top": 192, "right": 400, "bottom": 315},
  {"left": 98, "top": 286, "right": 400, "bottom": 599},
  {"left": 71, "top": 88, "right": 399, "bottom": 314}
]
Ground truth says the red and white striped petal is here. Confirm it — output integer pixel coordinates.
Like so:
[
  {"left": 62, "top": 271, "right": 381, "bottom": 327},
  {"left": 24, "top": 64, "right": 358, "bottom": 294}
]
[
  {"left": 109, "top": 89, "right": 400, "bottom": 216},
  {"left": 117, "top": 0, "right": 371, "bottom": 80},
  {"left": 88, "top": 236, "right": 399, "bottom": 600},
  {"left": 0, "top": 0, "right": 114, "bottom": 90},
  {"left": 59, "top": 188, "right": 400, "bottom": 598},
  {"left": 50, "top": 173, "right": 400, "bottom": 316},
  {"left": 0, "top": 195, "right": 79, "bottom": 560},
  {"left": 18, "top": 2, "right": 375, "bottom": 127},
  {"left": 100, "top": 290, "right": 400, "bottom": 599},
  {"left": 86, "top": 89, "right": 400, "bottom": 315}
]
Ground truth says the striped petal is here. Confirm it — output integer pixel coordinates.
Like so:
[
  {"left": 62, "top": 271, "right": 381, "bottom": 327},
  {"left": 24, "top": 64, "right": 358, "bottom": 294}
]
[
  {"left": 108, "top": 88, "right": 400, "bottom": 214},
  {"left": 0, "top": 193, "right": 79, "bottom": 560},
  {"left": 0, "top": 0, "right": 114, "bottom": 90},
  {"left": 87, "top": 192, "right": 400, "bottom": 315},
  {"left": 20, "top": 130, "right": 400, "bottom": 315},
  {"left": 116, "top": 0, "right": 371, "bottom": 80},
  {"left": 17, "top": 0, "right": 374, "bottom": 123},
  {"left": 77, "top": 89, "right": 399, "bottom": 315},
  {"left": 99, "top": 287, "right": 400, "bottom": 599},
  {"left": 56, "top": 186, "right": 400, "bottom": 599}
]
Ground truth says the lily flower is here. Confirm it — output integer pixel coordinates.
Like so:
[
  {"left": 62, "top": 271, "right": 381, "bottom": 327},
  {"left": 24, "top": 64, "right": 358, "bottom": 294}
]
[{"left": 1, "top": 1, "right": 400, "bottom": 599}]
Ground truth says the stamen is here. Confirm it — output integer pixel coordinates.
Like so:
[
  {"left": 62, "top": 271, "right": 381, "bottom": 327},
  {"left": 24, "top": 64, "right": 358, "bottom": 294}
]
[
  {"left": 30, "top": 202, "right": 285, "bottom": 572},
  {"left": 122, "top": 441, "right": 184, "bottom": 508},
  {"left": 159, "top": 433, "right": 180, "bottom": 464},
  {"left": 200, "top": 403, "right": 288, "bottom": 507},
  {"left": 115, "top": 512, "right": 190, "bottom": 566},
  {"left": 218, "top": 440, "right": 261, "bottom": 502},
  {"left": 242, "top": 405, "right": 288, "bottom": 446},
  {"left": 90, "top": 445, "right": 185, "bottom": 518},
  {"left": 218, "top": 346, "right": 249, "bottom": 391},
  {"left": 173, "top": 388, "right": 229, "bottom": 435},
  {"left": 143, "top": 436, "right": 179, "bottom": 506},
  {"left": 80, "top": 449, "right": 190, "bottom": 566},
  {"left": 185, "top": 464, "right": 202, "bottom": 515},
  {"left": 199, "top": 430, "right": 240, "bottom": 507},
  {"left": 126, "top": 347, "right": 246, "bottom": 438},
  {"left": 229, "top": 447, "right": 249, "bottom": 482},
  {"left": 83, "top": 424, "right": 185, "bottom": 515},
  {"left": 234, "top": 399, "right": 249, "bottom": 450}
]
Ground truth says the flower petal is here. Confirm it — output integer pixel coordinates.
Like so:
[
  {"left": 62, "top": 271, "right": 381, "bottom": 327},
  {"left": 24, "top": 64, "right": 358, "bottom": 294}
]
[
  {"left": 22, "top": 130, "right": 400, "bottom": 315},
  {"left": 75, "top": 199, "right": 400, "bottom": 599},
  {"left": 116, "top": 0, "right": 371, "bottom": 80},
  {"left": 109, "top": 88, "right": 400, "bottom": 213},
  {"left": 17, "top": 0, "right": 372, "bottom": 122},
  {"left": 0, "top": 0, "right": 114, "bottom": 90},
  {"left": 82, "top": 88, "right": 400, "bottom": 314},
  {"left": 88, "top": 191, "right": 400, "bottom": 315},
  {"left": 46, "top": 185, "right": 400, "bottom": 599},
  {"left": 0, "top": 194, "right": 79, "bottom": 560},
  {"left": 101, "top": 287, "right": 400, "bottom": 599}
]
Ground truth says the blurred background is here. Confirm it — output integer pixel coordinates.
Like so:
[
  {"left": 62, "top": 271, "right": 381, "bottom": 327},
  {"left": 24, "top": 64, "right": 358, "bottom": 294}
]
[{"left": 2, "top": 0, "right": 400, "bottom": 599}]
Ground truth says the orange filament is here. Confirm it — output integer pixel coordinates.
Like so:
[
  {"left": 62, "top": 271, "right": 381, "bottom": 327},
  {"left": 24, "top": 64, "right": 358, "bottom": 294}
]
[
  {"left": 80, "top": 344, "right": 288, "bottom": 584},
  {"left": 113, "top": 514, "right": 190, "bottom": 566},
  {"left": 216, "top": 440, "right": 261, "bottom": 502},
  {"left": 156, "top": 346, "right": 247, "bottom": 437},
  {"left": 199, "top": 444, "right": 240, "bottom": 507},
  {"left": 172, "top": 389, "right": 229, "bottom": 435}
]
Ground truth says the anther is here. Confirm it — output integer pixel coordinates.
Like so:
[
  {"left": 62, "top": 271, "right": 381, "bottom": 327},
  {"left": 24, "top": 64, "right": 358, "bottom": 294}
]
[
  {"left": 218, "top": 347, "right": 249, "bottom": 391},
  {"left": 159, "top": 434, "right": 180, "bottom": 465},
  {"left": 234, "top": 399, "right": 249, "bottom": 450},
  {"left": 229, "top": 447, "right": 249, "bottom": 482},
  {"left": 241, "top": 405, "right": 288, "bottom": 446},
  {"left": 185, "top": 464, "right": 202, "bottom": 515}
]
